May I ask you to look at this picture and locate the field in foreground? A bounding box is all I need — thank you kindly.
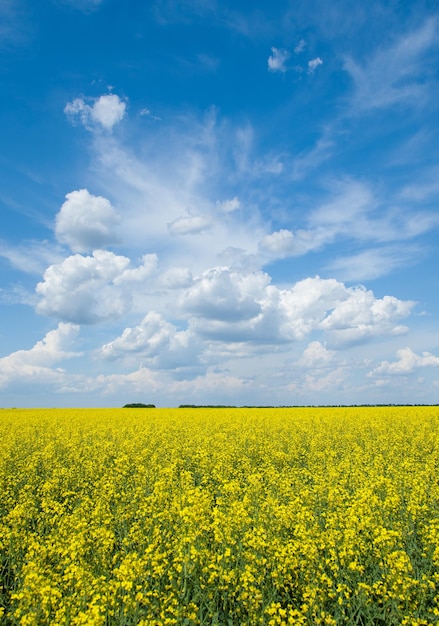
[1,407,439,625]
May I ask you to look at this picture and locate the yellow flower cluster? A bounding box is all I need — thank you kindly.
[1,406,439,625]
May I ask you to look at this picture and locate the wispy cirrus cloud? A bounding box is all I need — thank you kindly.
[326,245,422,282]
[0,239,64,275]
[0,0,31,47]
[258,178,439,278]
[344,18,438,112]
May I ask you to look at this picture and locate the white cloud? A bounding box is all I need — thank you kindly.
[258,180,384,263]
[113,254,158,284]
[55,189,120,253]
[370,347,439,376]
[168,214,212,235]
[327,246,421,281]
[302,367,347,392]
[259,228,327,258]
[0,323,81,388]
[318,287,413,345]
[99,311,196,369]
[169,369,248,395]
[0,240,63,274]
[64,94,126,131]
[182,267,270,324]
[259,229,295,255]
[64,98,90,126]
[268,47,290,73]
[308,57,323,74]
[288,278,412,346]
[292,136,334,180]
[217,197,241,213]
[35,250,157,324]
[180,268,413,346]
[91,94,126,129]
[89,366,247,403]
[294,39,306,54]
[139,107,161,120]
[100,312,178,358]
[259,172,428,263]
[159,267,193,289]
[93,367,162,395]
[278,277,409,345]
[300,341,334,367]
[70,108,266,272]
[310,180,375,229]
[344,18,437,111]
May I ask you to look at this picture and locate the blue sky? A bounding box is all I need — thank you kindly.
[1,0,439,407]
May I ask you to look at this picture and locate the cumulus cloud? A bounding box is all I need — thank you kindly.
[180,267,414,345]
[64,94,126,131]
[259,228,328,258]
[100,312,178,358]
[55,189,120,252]
[0,323,81,388]
[268,47,290,73]
[168,214,212,235]
[300,341,334,367]
[113,254,158,284]
[318,287,413,346]
[35,250,157,324]
[308,57,323,74]
[259,229,296,255]
[370,347,439,376]
[182,267,270,323]
[99,311,196,369]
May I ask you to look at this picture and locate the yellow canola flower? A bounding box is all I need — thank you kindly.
[1,406,439,624]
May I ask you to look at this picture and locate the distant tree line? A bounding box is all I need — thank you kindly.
[122,403,156,408]
[122,403,439,409]
[178,403,439,408]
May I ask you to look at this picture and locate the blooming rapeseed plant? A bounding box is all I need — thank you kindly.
[1,406,439,624]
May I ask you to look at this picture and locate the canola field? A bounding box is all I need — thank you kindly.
[1,407,439,626]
